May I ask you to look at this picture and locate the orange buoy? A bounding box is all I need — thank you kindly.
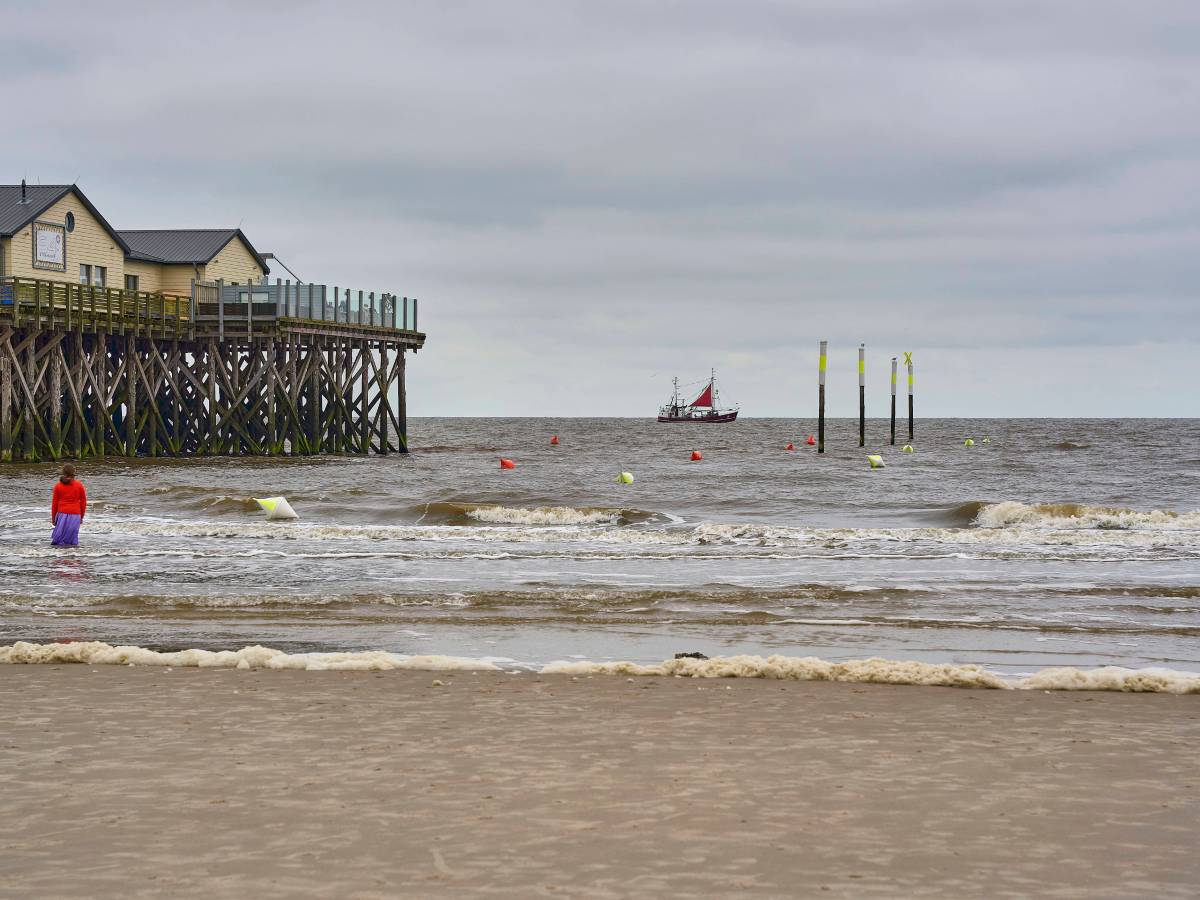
[806,435,816,446]
[500,458,516,470]
[690,450,703,461]
[550,435,559,445]
[785,442,795,451]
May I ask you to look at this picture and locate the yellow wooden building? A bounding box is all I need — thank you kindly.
[0,182,269,295]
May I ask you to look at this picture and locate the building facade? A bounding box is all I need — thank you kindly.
[0,182,269,294]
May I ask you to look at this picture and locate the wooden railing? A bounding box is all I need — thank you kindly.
[0,276,193,338]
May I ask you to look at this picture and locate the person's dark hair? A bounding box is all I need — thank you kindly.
[60,463,76,484]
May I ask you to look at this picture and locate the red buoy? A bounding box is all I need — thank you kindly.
[690,450,703,461]
[550,435,559,445]
[806,435,816,446]
[500,458,516,470]
[785,442,795,451]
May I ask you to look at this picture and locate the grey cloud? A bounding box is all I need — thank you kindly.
[2,0,1197,415]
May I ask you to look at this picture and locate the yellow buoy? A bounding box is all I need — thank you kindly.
[617,471,635,484]
[867,455,885,468]
[964,439,975,447]
[902,444,914,453]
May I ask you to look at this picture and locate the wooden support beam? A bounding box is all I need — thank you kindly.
[0,339,11,462]
[397,351,407,453]
[23,339,36,461]
[49,341,62,458]
[125,335,138,456]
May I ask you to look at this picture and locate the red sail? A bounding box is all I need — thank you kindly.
[689,383,714,408]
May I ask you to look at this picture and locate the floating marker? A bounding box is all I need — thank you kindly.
[785,442,795,451]
[858,344,866,448]
[806,435,816,446]
[905,351,915,441]
[902,444,914,453]
[254,496,299,521]
[500,458,517,469]
[867,455,885,468]
[617,471,635,484]
[690,450,703,461]
[982,437,991,444]
[550,435,559,445]
[890,356,898,446]
[963,439,975,447]
[817,340,827,454]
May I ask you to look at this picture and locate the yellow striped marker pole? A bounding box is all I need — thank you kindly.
[904,351,915,441]
[890,356,897,446]
[818,340,827,455]
[858,344,866,448]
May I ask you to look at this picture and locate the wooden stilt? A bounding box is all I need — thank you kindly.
[49,343,62,459]
[0,346,11,462]
[397,351,407,453]
[72,332,84,457]
[23,339,36,461]
[0,276,423,461]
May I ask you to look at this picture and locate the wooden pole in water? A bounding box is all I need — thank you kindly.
[906,351,914,441]
[817,340,827,454]
[890,356,897,446]
[858,343,865,448]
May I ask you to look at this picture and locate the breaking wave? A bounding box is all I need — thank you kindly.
[5,642,1198,693]
[66,510,1200,556]
[973,501,1200,530]
[452,503,652,526]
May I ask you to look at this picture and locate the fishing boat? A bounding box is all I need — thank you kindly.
[657,372,739,423]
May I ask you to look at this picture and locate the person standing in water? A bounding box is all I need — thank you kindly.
[51,463,87,547]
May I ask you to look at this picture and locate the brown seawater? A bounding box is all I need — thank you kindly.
[2,417,1198,677]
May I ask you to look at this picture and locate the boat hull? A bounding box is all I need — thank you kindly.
[657,411,739,423]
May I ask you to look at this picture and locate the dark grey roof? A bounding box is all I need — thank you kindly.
[0,183,131,252]
[0,184,130,258]
[0,184,72,234]
[117,228,269,274]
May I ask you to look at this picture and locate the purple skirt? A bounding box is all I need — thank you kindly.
[51,513,81,546]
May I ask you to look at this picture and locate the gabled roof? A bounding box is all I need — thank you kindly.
[0,183,131,253]
[117,228,269,274]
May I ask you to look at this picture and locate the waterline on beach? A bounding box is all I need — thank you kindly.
[5,641,1199,693]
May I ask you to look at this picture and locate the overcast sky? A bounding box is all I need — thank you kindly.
[3,1,1197,416]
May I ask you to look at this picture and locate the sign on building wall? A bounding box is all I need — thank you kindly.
[32,221,66,271]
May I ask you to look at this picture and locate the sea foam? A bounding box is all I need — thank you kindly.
[5,642,1198,693]
[0,641,499,672]
[541,655,1200,693]
[541,654,1011,689]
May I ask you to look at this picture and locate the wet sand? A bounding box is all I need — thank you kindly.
[1,667,1198,899]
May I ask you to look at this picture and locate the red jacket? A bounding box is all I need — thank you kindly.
[52,480,87,521]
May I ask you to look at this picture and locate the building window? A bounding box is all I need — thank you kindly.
[94,266,106,287]
[79,264,91,285]
[65,212,75,232]
[125,274,139,292]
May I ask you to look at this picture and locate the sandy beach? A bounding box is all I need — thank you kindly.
[1,667,1197,899]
